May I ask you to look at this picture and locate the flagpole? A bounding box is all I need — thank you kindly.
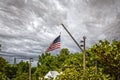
[61,24,83,52]
[61,24,86,70]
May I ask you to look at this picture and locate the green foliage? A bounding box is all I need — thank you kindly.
[16,60,29,75]
[34,53,59,79]
[4,65,17,79]
[57,53,83,80]
[0,57,8,73]
[57,48,70,68]
[14,73,29,80]
[0,57,10,80]
[87,40,120,79]
[1,40,120,80]
[0,72,9,80]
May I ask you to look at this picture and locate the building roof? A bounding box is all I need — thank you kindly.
[44,71,60,79]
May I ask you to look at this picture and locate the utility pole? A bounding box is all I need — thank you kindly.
[80,36,86,70]
[29,58,33,80]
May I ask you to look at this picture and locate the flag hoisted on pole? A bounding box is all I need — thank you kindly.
[45,35,60,52]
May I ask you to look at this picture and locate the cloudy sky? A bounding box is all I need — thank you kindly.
[0,0,120,63]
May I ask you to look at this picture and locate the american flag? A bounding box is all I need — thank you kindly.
[45,35,60,52]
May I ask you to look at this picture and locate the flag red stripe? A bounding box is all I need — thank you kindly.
[45,35,60,52]
[46,42,60,52]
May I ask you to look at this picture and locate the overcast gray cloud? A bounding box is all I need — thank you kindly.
[0,0,120,63]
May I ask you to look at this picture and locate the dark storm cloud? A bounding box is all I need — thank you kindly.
[0,0,120,64]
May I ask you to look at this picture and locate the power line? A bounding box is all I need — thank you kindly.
[0,51,39,61]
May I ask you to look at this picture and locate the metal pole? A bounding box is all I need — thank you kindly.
[29,58,33,80]
[61,24,83,52]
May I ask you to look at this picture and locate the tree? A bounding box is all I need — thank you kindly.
[0,57,10,80]
[34,53,58,79]
[58,53,83,80]
[87,40,120,79]
[15,73,29,80]
[34,48,71,79]
[0,57,8,73]
[57,48,70,68]
[4,65,17,79]
[16,60,29,75]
